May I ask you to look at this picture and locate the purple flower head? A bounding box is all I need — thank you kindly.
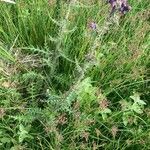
[89,22,97,30]
[119,2,131,14]
[108,0,116,6]
[107,0,131,15]
[108,0,117,16]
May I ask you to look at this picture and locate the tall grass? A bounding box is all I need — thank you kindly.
[0,0,150,149]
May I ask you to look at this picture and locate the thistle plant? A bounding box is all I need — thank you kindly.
[0,0,149,149]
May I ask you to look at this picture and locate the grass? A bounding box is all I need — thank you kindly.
[0,0,150,149]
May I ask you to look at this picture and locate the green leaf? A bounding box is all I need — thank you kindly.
[102,113,107,120]
[18,124,28,143]
[122,112,133,126]
[100,108,111,120]
[0,137,11,143]
[119,100,132,111]
[131,103,143,114]
[130,93,146,106]
[0,46,15,62]
[122,113,129,126]
[123,117,128,126]
[102,108,112,114]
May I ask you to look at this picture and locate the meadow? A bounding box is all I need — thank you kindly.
[0,0,150,149]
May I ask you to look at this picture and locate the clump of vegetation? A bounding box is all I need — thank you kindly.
[0,0,150,149]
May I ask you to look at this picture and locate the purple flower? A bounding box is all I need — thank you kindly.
[108,0,131,15]
[108,0,116,6]
[89,22,97,30]
[108,0,117,15]
[119,2,131,14]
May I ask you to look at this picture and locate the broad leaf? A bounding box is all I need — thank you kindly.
[130,93,146,106]
[131,103,143,114]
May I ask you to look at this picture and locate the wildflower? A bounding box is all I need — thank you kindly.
[111,125,118,138]
[57,113,67,125]
[89,22,97,30]
[108,0,117,15]
[81,131,89,142]
[119,1,131,14]
[99,99,109,110]
[109,0,117,9]
[108,0,131,15]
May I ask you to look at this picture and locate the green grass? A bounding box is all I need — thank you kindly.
[0,0,150,149]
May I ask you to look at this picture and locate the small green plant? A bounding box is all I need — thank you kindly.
[120,93,147,126]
